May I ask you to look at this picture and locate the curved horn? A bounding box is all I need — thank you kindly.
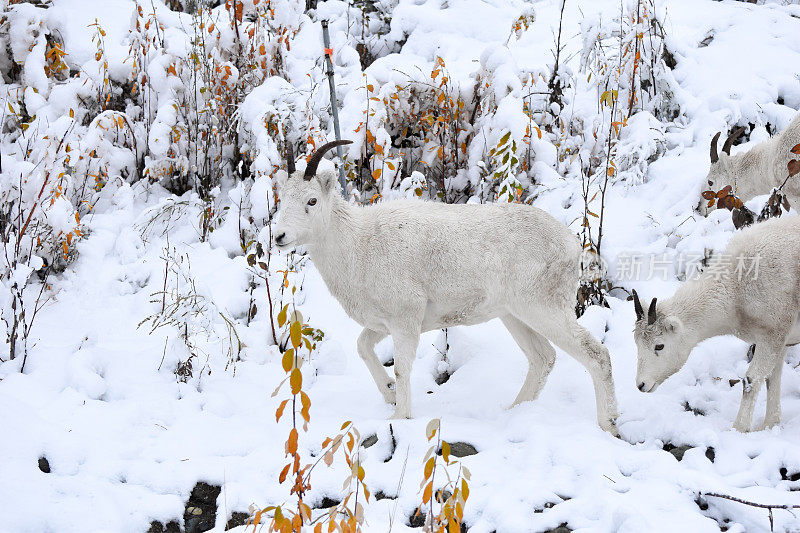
[648,298,658,326]
[722,126,745,156]
[304,140,353,180]
[632,290,645,321]
[285,140,296,175]
[710,132,721,164]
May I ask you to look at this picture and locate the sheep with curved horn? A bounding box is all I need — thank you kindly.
[703,114,800,209]
[632,215,800,431]
[273,140,620,435]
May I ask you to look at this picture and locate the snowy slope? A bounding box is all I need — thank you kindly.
[1,0,800,532]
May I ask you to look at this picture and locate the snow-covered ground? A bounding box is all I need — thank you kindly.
[1,0,800,531]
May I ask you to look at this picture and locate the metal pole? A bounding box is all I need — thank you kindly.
[321,20,348,199]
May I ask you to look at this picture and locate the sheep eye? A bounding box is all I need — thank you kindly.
[655,344,665,352]
[307,198,317,206]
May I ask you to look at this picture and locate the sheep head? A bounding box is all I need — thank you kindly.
[703,126,745,199]
[274,140,352,250]
[632,291,688,393]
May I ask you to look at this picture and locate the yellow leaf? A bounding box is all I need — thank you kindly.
[300,391,311,423]
[290,368,302,394]
[442,441,451,463]
[290,321,301,349]
[277,305,288,327]
[424,457,435,479]
[367,84,374,92]
[449,519,459,533]
[372,168,382,180]
[282,349,294,372]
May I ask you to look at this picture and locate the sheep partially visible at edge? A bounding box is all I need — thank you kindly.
[704,114,800,208]
[633,215,800,432]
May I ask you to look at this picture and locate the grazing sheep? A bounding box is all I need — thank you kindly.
[632,215,800,432]
[704,114,800,207]
[274,140,620,435]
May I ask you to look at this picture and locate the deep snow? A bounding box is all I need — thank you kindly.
[1,0,800,532]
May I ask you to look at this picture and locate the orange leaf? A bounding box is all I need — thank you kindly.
[279,463,290,483]
[372,168,382,180]
[791,144,800,155]
[423,482,433,504]
[276,399,290,422]
[286,428,298,455]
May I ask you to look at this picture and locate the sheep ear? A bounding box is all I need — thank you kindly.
[664,316,681,333]
[274,169,289,188]
[317,171,338,192]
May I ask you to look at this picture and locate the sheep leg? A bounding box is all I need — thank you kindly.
[734,339,785,432]
[501,315,556,405]
[356,328,395,405]
[526,313,619,436]
[760,357,785,430]
[388,330,420,419]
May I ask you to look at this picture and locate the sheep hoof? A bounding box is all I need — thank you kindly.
[602,419,620,438]
[733,420,751,433]
[757,418,780,431]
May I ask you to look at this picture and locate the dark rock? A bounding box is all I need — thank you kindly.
[663,443,691,461]
[683,401,706,416]
[147,520,180,533]
[184,482,221,533]
[318,497,339,509]
[38,456,50,473]
[695,496,708,511]
[781,467,800,482]
[435,370,451,385]
[705,447,716,463]
[439,442,478,458]
[362,434,378,448]
[225,512,249,530]
[374,490,395,501]
[409,507,426,528]
[543,523,572,533]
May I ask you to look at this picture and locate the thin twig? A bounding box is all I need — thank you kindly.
[702,492,800,532]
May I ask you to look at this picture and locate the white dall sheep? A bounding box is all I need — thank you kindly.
[705,114,800,206]
[632,215,800,432]
[274,140,620,435]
